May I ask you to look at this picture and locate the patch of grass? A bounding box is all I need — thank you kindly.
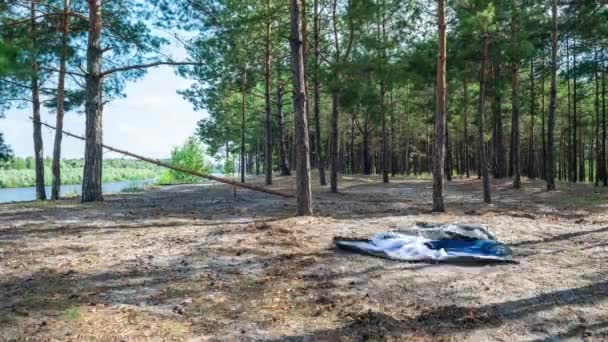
[63,191,79,198]
[120,186,145,193]
[0,313,16,324]
[61,306,81,321]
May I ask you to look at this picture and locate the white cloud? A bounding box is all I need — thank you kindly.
[1,65,207,159]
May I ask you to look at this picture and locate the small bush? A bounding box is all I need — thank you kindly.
[159,137,212,184]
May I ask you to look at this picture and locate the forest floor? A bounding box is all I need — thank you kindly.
[1,174,608,341]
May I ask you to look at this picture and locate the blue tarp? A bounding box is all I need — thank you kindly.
[335,223,513,263]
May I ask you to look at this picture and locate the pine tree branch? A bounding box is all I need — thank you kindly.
[39,67,85,78]
[100,61,202,77]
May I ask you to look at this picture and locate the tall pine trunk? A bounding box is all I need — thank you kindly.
[330,89,339,192]
[546,0,557,191]
[350,112,356,173]
[432,0,446,212]
[289,0,313,215]
[264,0,273,185]
[572,33,579,182]
[380,80,389,183]
[541,56,546,180]
[464,78,470,178]
[51,0,70,200]
[595,52,600,186]
[492,62,506,178]
[602,56,607,186]
[276,67,291,176]
[82,0,104,202]
[479,33,491,203]
[511,1,521,189]
[528,59,535,179]
[240,67,247,183]
[313,0,326,185]
[30,1,46,201]
[566,36,573,181]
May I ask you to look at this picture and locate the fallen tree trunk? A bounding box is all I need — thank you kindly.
[33,118,295,198]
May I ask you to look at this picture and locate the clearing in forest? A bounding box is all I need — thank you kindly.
[1,175,607,341]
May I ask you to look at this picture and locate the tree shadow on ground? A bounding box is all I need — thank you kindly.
[271,280,608,341]
[511,226,608,247]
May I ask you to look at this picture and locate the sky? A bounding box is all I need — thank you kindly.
[0,36,207,159]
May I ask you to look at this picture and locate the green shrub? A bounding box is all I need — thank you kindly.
[158,137,212,185]
[224,157,235,176]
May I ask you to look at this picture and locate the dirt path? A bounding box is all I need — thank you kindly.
[1,175,608,341]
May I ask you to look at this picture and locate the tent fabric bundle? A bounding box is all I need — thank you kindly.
[334,223,513,262]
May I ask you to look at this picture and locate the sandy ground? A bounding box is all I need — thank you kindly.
[1,174,608,341]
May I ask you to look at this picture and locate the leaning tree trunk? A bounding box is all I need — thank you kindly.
[479,33,491,204]
[289,0,313,215]
[511,0,521,189]
[432,0,446,212]
[313,0,326,185]
[52,0,70,200]
[264,1,273,185]
[82,0,103,202]
[546,0,557,191]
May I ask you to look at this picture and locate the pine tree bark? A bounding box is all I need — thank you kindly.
[380,80,389,183]
[329,0,340,193]
[313,0,326,185]
[541,56,546,180]
[546,0,557,191]
[511,1,521,189]
[264,1,273,185]
[390,91,397,176]
[276,67,291,176]
[289,0,313,215]
[379,0,389,183]
[349,112,355,173]
[602,57,607,186]
[479,33,491,203]
[464,78,470,178]
[51,0,70,200]
[82,0,104,202]
[432,0,446,212]
[330,89,339,192]
[30,1,46,201]
[595,52,600,186]
[528,59,535,179]
[329,0,353,193]
[240,66,247,183]
[446,124,452,181]
[572,33,579,182]
[492,62,506,178]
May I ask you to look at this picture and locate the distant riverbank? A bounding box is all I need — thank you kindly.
[0,167,163,188]
[0,158,165,188]
[0,179,157,203]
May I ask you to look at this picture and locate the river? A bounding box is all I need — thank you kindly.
[0,179,156,204]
